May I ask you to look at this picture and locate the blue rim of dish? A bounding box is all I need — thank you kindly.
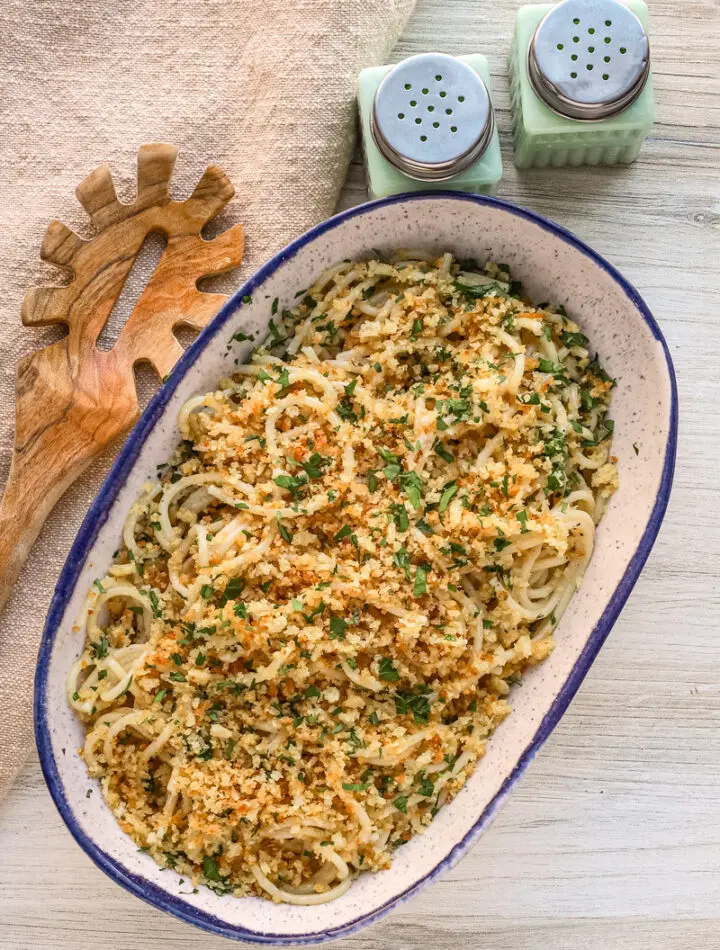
[34,191,678,945]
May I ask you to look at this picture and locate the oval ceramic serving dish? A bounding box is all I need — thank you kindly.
[35,193,677,945]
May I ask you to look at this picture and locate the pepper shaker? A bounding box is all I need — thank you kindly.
[358,52,503,199]
[509,0,655,168]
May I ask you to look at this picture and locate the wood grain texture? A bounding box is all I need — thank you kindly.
[0,144,244,614]
[1,1,719,947]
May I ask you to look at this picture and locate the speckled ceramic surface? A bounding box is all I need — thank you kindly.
[35,193,677,945]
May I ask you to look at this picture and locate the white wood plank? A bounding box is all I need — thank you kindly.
[1,0,719,947]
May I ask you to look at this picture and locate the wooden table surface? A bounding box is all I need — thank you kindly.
[2,1,719,947]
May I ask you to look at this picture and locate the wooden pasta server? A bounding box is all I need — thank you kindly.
[0,143,244,612]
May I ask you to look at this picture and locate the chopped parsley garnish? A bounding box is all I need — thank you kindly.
[561,329,589,348]
[300,452,330,479]
[148,590,162,618]
[90,636,109,659]
[417,775,434,797]
[433,439,454,464]
[399,471,423,509]
[276,516,293,543]
[378,657,399,682]
[537,358,568,380]
[342,782,370,792]
[203,856,223,882]
[438,483,458,513]
[393,547,411,580]
[518,391,541,406]
[329,617,348,640]
[388,503,410,533]
[394,688,431,724]
[392,795,408,814]
[455,278,508,299]
[588,357,616,388]
[274,473,307,499]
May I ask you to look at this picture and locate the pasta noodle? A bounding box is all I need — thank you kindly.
[68,253,617,903]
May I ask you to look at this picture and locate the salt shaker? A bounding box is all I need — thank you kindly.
[509,0,655,168]
[357,52,503,199]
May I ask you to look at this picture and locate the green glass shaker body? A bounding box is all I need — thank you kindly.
[509,0,655,169]
[358,54,503,199]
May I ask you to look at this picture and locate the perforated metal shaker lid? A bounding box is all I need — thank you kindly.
[371,53,494,181]
[528,0,650,120]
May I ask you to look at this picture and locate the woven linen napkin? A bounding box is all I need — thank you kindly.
[0,0,415,800]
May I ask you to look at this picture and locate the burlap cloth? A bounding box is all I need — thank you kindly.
[0,0,415,800]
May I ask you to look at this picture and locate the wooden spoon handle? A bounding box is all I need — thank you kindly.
[0,343,138,613]
[0,456,81,613]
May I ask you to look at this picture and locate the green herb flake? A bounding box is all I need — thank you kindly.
[399,471,423,509]
[438,484,458,513]
[90,636,109,660]
[148,589,163,618]
[277,516,293,543]
[274,473,307,499]
[433,439,454,464]
[329,616,348,640]
[203,856,223,882]
[378,657,399,682]
[392,547,412,580]
[342,782,370,792]
[388,503,410,533]
[561,329,589,349]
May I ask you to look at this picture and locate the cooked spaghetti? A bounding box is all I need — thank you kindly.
[68,252,617,903]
